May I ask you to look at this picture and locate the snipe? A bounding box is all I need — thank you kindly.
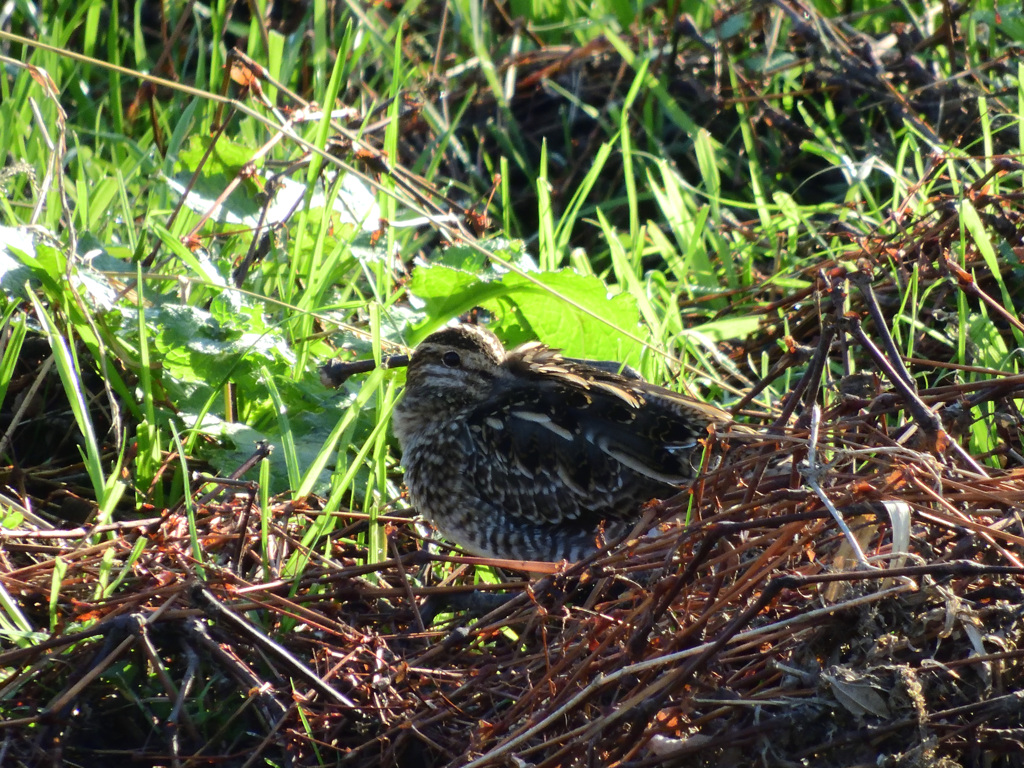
[391,324,733,561]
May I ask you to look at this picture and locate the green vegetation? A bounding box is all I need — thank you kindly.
[1,0,1023,765]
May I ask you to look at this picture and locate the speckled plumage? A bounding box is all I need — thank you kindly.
[391,324,732,561]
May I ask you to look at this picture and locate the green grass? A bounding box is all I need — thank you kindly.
[0,0,1019,538]
[1,0,1024,761]
[0,0,1019,543]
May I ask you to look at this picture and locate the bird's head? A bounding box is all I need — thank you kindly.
[400,324,508,413]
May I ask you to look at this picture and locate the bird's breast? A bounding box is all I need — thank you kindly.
[397,421,470,515]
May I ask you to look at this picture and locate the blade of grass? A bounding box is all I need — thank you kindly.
[29,292,107,503]
[171,422,206,581]
[262,365,302,497]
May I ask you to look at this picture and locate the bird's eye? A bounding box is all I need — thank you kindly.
[441,351,461,368]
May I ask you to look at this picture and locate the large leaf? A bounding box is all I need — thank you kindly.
[408,262,647,364]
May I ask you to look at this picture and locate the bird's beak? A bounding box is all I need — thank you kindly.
[320,353,411,388]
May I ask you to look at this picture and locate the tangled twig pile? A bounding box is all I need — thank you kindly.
[3,256,1024,767]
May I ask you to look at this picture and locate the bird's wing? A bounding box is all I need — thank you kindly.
[459,354,715,527]
[513,344,728,482]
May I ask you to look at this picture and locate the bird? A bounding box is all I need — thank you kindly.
[390,323,735,562]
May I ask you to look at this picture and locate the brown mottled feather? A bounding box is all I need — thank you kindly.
[391,324,732,561]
